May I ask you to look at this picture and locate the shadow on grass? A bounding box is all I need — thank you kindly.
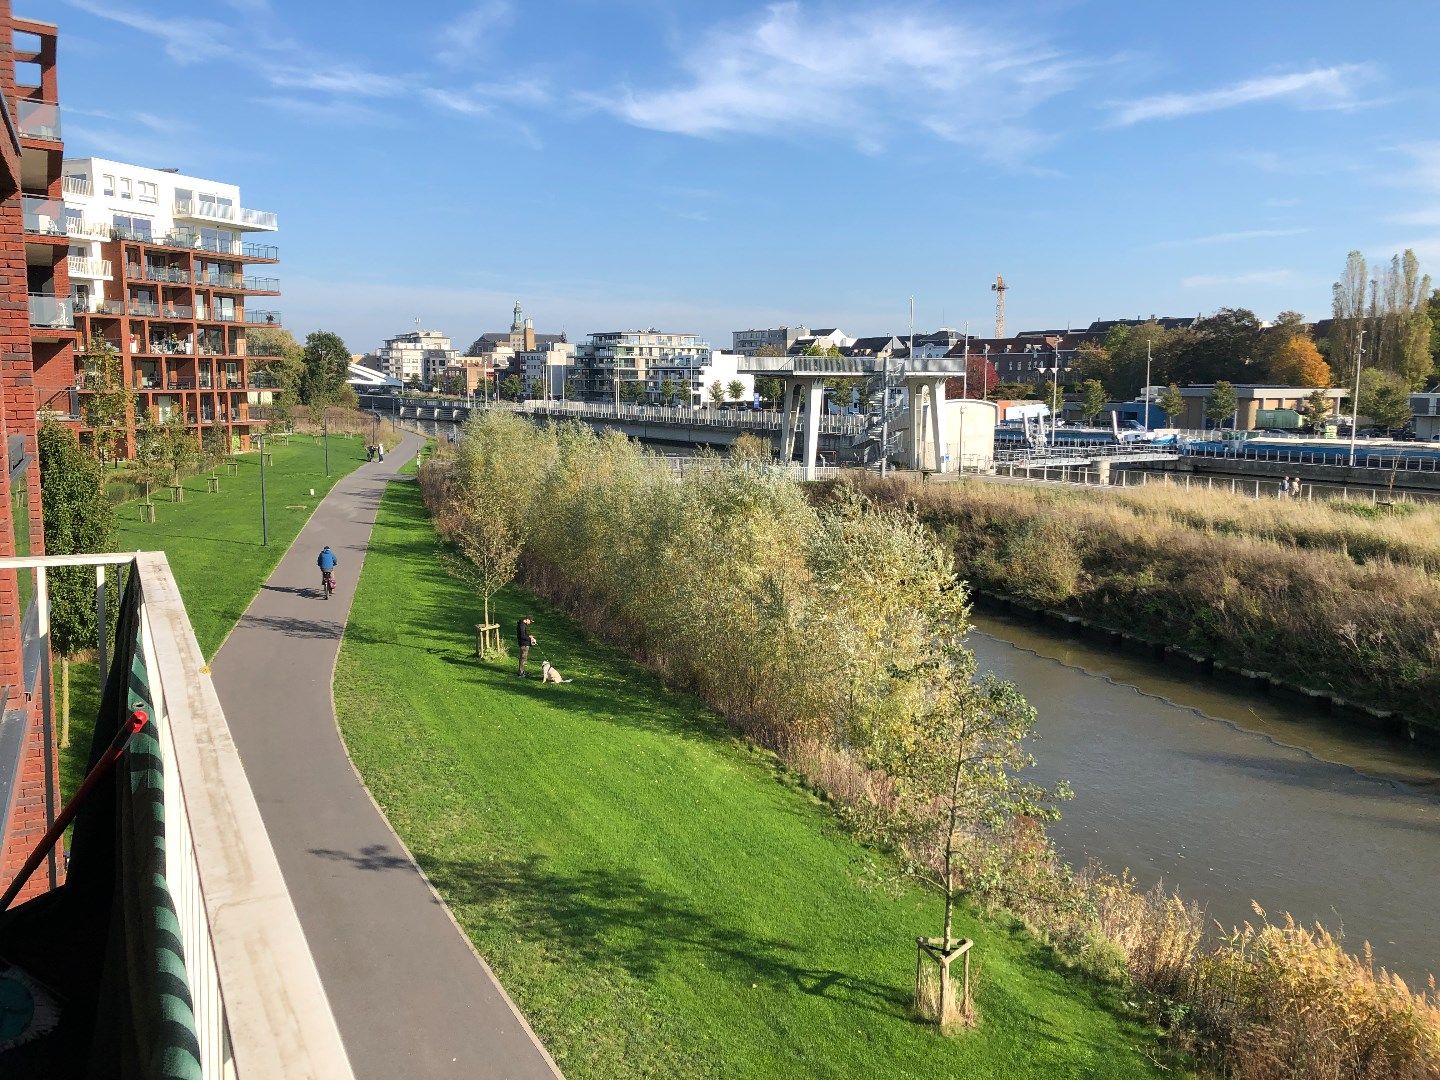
[306,843,910,1021]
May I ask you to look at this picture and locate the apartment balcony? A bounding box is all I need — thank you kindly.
[201,272,280,294]
[245,310,282,326]
[27,294,73,330]
[62,175,91,197]
[76,296,125,316]
[21,195,66,238]
[15,99,60,141]
[67,254,112,280]
[0,553,350,1078]
[127,262,192,285]
[173,198,279,232]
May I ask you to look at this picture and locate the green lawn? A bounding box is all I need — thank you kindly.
[58,435,371,804]
[334,479,1176,1079]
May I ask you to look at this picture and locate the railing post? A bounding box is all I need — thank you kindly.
[95,564,108,696]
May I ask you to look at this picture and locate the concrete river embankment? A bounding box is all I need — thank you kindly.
[971,610,1440,982]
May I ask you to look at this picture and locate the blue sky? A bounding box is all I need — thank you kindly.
[52,0,1440,351]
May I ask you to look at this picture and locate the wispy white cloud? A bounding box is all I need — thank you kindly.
[424,79,551,116]
[1181,270,1293,289]
[437,1,513,68]
[1110,65,1375,126]
[65,0,235,64]
[252,96,397,126]
[1158,227,1310,248]
[587,2,1089,164]
[268,66,408,98]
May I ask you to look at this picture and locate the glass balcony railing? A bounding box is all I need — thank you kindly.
[22,194,65,236]
[173,199,279,231]
[16,99,60,140]
[244,310,281,326]
[28,294,74,329]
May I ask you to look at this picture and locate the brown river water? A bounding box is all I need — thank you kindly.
[970,609,1440,982]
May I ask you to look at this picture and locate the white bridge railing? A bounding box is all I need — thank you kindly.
[410,397,872,436]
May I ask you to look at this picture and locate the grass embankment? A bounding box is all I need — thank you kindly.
[844,476,1440,731]
[58,436,372,804]
[333,479,1175,1079]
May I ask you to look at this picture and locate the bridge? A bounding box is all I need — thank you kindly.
[994,443,1182,468]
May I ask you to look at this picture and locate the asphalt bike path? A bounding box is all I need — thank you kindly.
[212,433,560,1079]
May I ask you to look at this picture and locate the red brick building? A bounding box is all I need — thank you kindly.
[0,6,60,903]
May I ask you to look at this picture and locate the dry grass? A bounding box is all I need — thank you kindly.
[841,476,1440,730]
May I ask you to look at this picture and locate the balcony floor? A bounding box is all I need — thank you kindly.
[209,433,558,1079]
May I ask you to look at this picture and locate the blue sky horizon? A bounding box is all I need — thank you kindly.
[51,0,1440,352]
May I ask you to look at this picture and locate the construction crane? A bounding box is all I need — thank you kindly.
[990,275,1008,338]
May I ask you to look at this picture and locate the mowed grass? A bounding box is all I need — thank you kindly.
[334,479,1175,1079]
[112,434,371,658]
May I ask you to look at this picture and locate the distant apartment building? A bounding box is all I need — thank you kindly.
[520,339,576,397]
[732,325,809,355]
[576,329,711,399]
[37,154,281,454]
[375,329,456,386]
[648,350,754,406]
[466,301,565,379]
[1411,393,1440,440]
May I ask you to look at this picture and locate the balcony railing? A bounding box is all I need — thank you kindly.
[0,553,351,1077]
[129,263,192,284]
[15,99,60,140]
[173,199,279,231]
[67,254,113,279]
[28,294,74,329]
[81,297,126,316]
[63,175,92,197]
[21,194,65,236]
[202,273,281,292]
[245,310,282,326]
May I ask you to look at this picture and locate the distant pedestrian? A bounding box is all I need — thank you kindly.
[378,444,385,462]
[1291,476,1302,499]
[517,616,536,677]
[1278,476,1290,498]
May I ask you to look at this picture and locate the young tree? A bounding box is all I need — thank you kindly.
[1205,380,1238,429]
[755,376,783,404]
[1330,251,1368,379]
[707,380,726,408]
[1078,378,1107,424]
[1300,388,1334,432]
[1357,369,1414,432]
[441,501,520,651]
[1269,334,1332,387]
[1157,383,1185,427]
[854,622,1064,1030]
[79,334,133,466]
[727,379,746,404]
[659,378,676,405]
[131,410,168,515]
[202,425,229,478]
[38,420,116,747]
[502,374,523,401]
[158,410,199,499]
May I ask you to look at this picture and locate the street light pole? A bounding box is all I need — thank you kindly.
[258,432,269,546]
[1144,340,1153,431]
[1347,328,1366,469]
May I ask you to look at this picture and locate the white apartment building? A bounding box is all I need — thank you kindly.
[375,330,457,385]
[577,330,712,399]
[58,157,278,314]
[648,351,755,406]
[520,339,576,398]
[732,325,810,355]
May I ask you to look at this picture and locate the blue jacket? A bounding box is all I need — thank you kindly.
[318,549,337,571]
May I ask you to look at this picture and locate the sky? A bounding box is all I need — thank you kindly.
[49,0,1440,352]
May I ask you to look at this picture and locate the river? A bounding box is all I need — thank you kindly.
[970,609,1440,982]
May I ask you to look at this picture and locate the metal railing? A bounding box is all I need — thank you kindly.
[130,263,193,284]
[28,293,74,329]
[447,397,869,435]
[63,175,92,197]
[1180,442,1440,473]
[21,194,65,235]
[68,254,112,279]
[244,310,281,325]
[0,553,352,1078]
[173,199,279,231]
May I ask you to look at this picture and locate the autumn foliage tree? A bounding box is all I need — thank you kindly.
[1269,335,1332,387]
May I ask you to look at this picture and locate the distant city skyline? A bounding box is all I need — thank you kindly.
[52,0,1440,350]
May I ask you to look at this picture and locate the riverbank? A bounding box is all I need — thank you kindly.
[835,474,1440,738]
[333,478,1176,1078]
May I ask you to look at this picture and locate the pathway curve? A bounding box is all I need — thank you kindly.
[211,433,560,1079]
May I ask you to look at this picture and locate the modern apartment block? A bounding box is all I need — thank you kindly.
[375,328,456,386]
[648,350,754,406]
[577,329,711,399]
[2,6,60,904]
[30,155,280,455]
[520,338,575,397]
[731,324,809,355]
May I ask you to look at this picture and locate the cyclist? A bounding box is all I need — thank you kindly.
[317,545,338,596]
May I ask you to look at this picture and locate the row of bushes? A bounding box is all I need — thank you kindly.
[838,476,1440,730]
[420,414,1440,1077]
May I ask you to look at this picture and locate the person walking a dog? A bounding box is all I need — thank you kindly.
[517,615,536,677]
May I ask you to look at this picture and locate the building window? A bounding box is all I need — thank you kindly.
[102,174,116,196]
[138,181,158,203]
[112,213,153,240]
[120,178,133,200]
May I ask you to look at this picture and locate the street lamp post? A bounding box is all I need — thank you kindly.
[1347,328,1366,469]
[1144,341,1153,431]
[258,432,269,546]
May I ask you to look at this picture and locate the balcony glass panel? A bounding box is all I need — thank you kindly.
[16,99,60,140]
[28,294,74,328]
[245,310,282,326]
[22,195,64,236]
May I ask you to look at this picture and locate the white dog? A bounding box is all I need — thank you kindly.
[540,661,571,684]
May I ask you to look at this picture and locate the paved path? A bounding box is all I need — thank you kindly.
[212,434,560,1079]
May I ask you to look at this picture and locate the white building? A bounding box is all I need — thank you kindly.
[58,157,278,315]
[520,340,576,398]
[375,330,457,386]
[732,325,810,355]
[577,330,712,399]
[648,350,755,406]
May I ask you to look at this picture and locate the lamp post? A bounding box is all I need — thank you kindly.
[322,409,331,477]
[1143,340,1153,431]
[1347,328,1366,469]
[258,431,269,546]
